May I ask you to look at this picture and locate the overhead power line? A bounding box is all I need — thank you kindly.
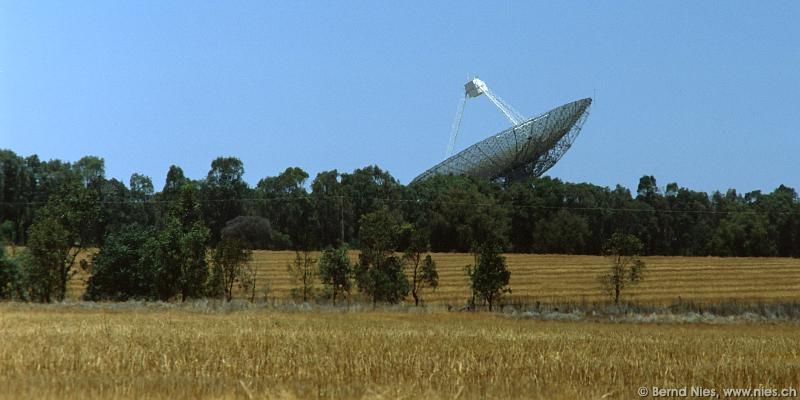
[0,194,794,216]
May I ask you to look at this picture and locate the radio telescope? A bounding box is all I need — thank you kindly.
[412,78,592,183]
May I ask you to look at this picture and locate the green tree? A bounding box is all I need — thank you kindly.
[146,184,211,301]
[310,170,347,247]
[403,227,438,306]
[162,165,189,199]
[409,175,508,252]
[502,179,542,252]
[287,250,318,302]
[465,242,510,311]
[201,157,247,243]
[0,241,21,299]
[23,215,72,302]
[354,208,409,305]
[710,213,775,257]
[129,173,155,226]
[72,156,105,188]
[758,185,799,257]
[318,245,352,305]
[0,151,28,240]
[340,166,402,242]
[600,233,646,304]
[220,216,290,250]
[533,209,590,254]
[1,220,16,256]
[85,225,156,301]
[97,178,134,242]
[257,167,317,249]
[208,236,253,301]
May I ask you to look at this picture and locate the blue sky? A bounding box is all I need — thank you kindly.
[1,1,798,193]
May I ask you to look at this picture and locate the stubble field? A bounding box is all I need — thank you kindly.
[1,304,799,400]
[65,251,799,306]
[6,252,800,399]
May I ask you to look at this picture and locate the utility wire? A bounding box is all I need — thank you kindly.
[0,194,795,216]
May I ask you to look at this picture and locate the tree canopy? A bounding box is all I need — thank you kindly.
[1,149,798,258]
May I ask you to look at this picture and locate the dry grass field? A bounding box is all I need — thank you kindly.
[63,251,800,306]
[1,304,799,400]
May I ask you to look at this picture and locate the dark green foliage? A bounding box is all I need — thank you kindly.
[600,233,646,304]
[710,213,775,257]
[0,243,21,299]
[310,170,347,248]
[341,166,403,243]
[85,225,156,301]
[146,216,210,301]
[318,245,352,305]
[129,173,154,200]
[201,157,247,244]
[2,147,800,274]
[354,207,410,305]
[355,255,409,305]
[129,173,156,227]
[220,216,290,249]
[0,220,16,256]
[208,237,253,301]
[466,242,510,311]
[533,209,590,254]
[73,156,105,188]
[257,167,318,249]
[162,165,189,196]
[408,175,508,252]
[23,215,72,302]
[143,184,211,301]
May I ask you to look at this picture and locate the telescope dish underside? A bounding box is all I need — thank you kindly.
[412,98,592,183]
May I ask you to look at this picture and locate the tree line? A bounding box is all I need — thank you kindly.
[6,149,771,304]
[1,149,798,257]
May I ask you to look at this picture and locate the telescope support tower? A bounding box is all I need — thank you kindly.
[446,78,525,157]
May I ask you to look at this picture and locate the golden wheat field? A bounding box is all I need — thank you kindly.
[0,304,798,400]
[59,251,800,305]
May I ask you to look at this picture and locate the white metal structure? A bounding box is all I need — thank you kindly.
[446,78,526,157]
[415,77,592,184]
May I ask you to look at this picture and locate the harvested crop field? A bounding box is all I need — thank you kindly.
[1,304,799,400]
[64,251,800,305]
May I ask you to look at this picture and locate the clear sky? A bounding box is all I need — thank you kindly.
[2,1,798,194]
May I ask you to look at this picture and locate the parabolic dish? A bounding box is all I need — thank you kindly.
[412,98,592,183]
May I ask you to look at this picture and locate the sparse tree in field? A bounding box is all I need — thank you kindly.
[318,245,352,305]
[237,255,258,302]
[287,250,317,302]
[465,242,510,311]
[354,207,409,305]
[403,228,438,306]
[209,237,253,301]
[356,255,409,305]
[600,233,645,304]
